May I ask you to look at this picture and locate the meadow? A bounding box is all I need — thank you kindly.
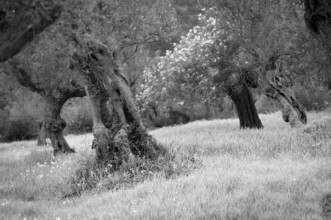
[1,111,331,220]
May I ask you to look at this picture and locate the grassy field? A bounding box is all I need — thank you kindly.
[1,111,331,220]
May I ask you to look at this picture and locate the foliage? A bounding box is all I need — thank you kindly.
[0,0,62,62]
[0,0,329,140]
[138,0,331,124]
[138,8,234,116]
[1,115,39,142]
[62,97,93,134]
[0,88,43,142]
[294,86,331,111]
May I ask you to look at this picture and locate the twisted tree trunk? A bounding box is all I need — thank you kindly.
[10,64,85,154]
[71,39,165,166]
[264,64,307,128]
[265,86,306,128]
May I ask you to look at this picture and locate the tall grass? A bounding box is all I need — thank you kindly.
[1,111,331,220]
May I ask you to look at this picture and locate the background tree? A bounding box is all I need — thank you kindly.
[1,17,87,153]
[0,0,62,62]
[140,8,263,129]
[201,0,307,127]
[140,0,314,128]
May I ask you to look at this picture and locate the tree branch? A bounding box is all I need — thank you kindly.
[11,65,46,96]
[58,87,86,105]
[57,80,86,104]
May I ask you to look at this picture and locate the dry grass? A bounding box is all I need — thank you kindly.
[1,111,331,220]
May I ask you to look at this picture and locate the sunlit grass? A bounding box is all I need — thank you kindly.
[1,111,331,219]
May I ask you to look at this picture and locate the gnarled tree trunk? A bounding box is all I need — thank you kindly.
[44,98,75,155]
[264,62,307,128]
[71,39,165,166]
[219,67,263,129]
[265,85,306,128]
[9,64,86,154]
[84,83,115,162]
[227,84,263,129]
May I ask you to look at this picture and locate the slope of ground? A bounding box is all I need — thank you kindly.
[1,111,331,220]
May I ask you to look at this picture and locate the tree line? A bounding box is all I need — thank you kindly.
[0,0,330,166]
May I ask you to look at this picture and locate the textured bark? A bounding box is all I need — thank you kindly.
[263,55,307,128]
[71,39,165,166]
[44,98,75,155]
[219,67,263,129]
[101,96,113,129]
[227,85,263,129]
[265,68,307,128]
[0,1,62,62]
[265,86,307,128]
[84,84,119,162]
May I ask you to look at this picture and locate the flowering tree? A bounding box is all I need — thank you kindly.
[140,8,263,129]
[141,0,313,128]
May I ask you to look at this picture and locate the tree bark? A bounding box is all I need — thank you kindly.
[262,55,307,128]
[265,68,307,128]
[0,1,62,62]
[71,39,165,166]
[44,98,75,155]
[37,120,47,146]
[227,84,263,129]
[265,86,307,128]
[218,67,263,129]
